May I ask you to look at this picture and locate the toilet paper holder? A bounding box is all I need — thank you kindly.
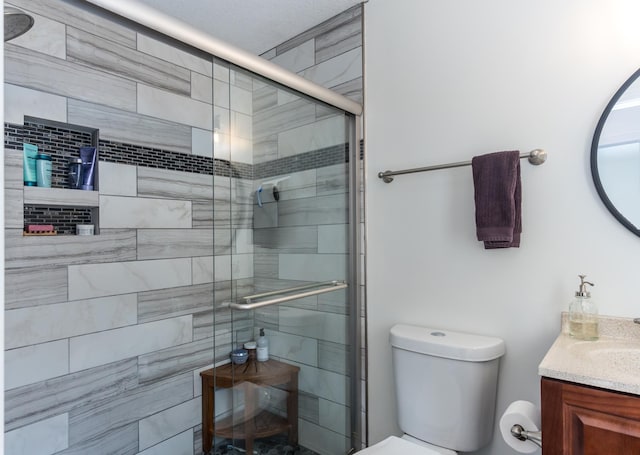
[511,424,542,448]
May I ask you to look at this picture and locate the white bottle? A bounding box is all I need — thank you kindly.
[256,328,269,361]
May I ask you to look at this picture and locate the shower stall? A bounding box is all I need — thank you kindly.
[4,1,363,454]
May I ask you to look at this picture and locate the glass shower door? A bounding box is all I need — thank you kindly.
[209,60,359,455]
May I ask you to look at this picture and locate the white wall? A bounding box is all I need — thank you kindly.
[364,1,640,454]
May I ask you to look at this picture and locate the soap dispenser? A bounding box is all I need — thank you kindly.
[569,274,598,340]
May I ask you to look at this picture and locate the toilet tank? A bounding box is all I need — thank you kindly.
[390,324,505,452]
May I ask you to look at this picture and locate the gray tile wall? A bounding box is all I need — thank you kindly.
[260,5,363,105]
[3,1,252,454]
[4,1,364,454]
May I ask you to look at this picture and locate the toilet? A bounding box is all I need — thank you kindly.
[361,324,505,454]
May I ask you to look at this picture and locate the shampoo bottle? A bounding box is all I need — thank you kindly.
[36,153,52,188]
[256,328,269,362]
[569,274,598,340]
[23,143,38,186]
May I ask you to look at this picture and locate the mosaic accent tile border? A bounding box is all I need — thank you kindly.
[5,122,362,185]
[98,139,215,176]
[253,144,349,179]
[253,138,363,179]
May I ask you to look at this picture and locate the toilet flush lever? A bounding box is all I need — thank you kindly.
[511,424,542,448]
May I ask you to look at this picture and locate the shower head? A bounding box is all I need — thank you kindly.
[4,6,34,41]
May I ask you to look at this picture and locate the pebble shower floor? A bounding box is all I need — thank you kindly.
[212,435,320,455]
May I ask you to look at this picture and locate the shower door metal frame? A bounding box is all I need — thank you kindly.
[347,114,363,452]
[82,0,362,117]
[81,1,365,452]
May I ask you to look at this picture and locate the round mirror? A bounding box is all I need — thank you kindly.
[591,68,640,237]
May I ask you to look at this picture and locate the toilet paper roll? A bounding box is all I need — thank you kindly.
[499,400,541,453]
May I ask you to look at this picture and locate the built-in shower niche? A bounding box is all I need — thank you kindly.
[9,117,101,235]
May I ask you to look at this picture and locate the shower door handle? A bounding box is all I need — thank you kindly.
[229,280,348,310]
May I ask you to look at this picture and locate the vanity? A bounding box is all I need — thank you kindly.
[534,62,640,455]
[539,315,640,454]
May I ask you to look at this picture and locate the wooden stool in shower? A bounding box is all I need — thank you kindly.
[200,358,300,454]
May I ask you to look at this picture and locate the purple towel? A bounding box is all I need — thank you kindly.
[471,151,521,249]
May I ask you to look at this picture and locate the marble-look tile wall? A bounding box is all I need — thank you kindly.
[4,1,253,454]
[253,5,366,453]
[251,165,352,454]
[260,5,363,105]
[4,1,364,454]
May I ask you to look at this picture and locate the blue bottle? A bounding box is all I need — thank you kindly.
[36,153,52,187]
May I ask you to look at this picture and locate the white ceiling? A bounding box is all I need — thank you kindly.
[134,0,362,55]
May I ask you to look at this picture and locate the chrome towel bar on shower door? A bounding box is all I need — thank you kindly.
[229,280,348,310]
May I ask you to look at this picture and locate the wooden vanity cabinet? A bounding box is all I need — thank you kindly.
[541,377,640,454]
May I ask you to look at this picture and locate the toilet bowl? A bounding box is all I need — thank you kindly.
[401,434,457,454]
[361,324,505,454]
[358,435,454,454]
[358,435,456,454]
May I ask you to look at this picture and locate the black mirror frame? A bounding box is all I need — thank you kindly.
[591,67,640,238]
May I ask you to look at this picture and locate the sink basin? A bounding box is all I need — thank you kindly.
[567,340,640,376]
[567,339,640,355]
[539,317,640,396]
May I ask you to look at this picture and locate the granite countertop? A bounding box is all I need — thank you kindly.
[538,314,640,395]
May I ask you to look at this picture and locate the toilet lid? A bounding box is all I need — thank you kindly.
[358,436,447,455]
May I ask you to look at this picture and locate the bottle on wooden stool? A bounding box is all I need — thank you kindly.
[257,328,269,361]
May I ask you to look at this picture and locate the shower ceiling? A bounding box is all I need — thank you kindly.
[135,0,362,55]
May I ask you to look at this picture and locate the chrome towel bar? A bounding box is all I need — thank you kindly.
[378,149,547,183]
[229,280,348,311]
